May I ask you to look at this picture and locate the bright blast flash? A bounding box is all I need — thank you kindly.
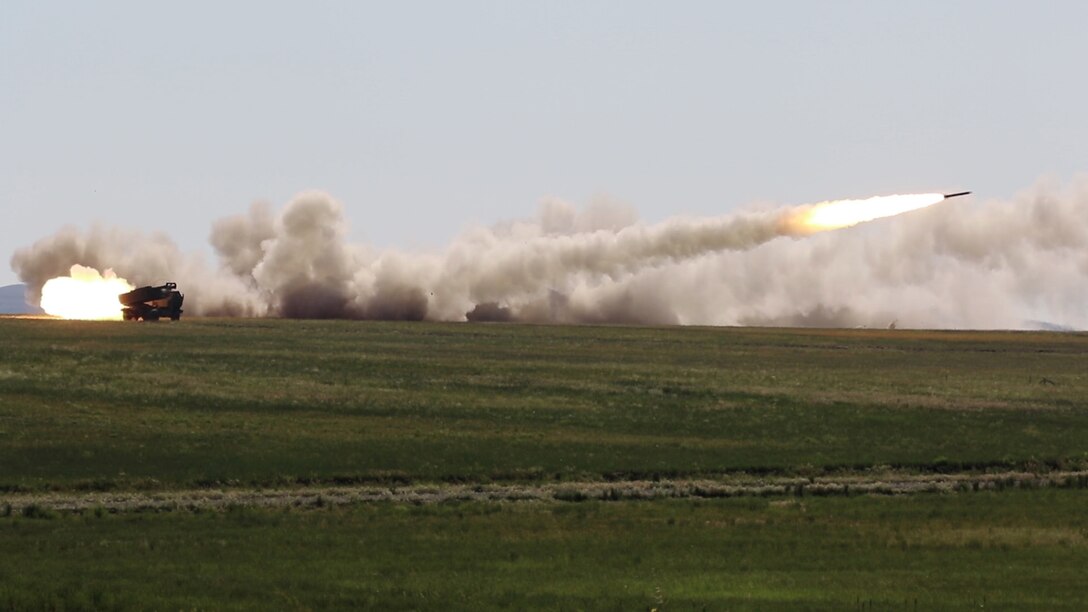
[40,264,134,320]
[785,193,946,234]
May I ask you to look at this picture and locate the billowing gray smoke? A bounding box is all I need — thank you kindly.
[9,225,264,317]
[11,177,1088,329]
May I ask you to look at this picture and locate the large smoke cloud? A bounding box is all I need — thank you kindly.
[11,177,1088,329]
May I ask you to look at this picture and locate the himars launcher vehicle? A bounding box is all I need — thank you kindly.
[119,282,184,321]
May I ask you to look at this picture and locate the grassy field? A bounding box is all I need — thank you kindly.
[1,318,1087,491]
[2,318,1087,609]
[2,490,1087,610]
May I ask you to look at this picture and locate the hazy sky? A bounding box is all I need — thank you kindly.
[3,0,1086,286]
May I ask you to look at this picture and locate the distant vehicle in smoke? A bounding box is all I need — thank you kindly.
[119,282,184,321]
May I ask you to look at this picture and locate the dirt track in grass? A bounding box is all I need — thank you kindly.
[6,469,1087,514]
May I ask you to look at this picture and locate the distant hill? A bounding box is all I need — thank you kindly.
[0,284,44,314]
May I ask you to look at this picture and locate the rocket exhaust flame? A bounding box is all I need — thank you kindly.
[782,193,947,234]
[39,264,134,320]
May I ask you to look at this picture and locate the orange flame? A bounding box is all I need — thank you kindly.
[40,265,134,320]
[783,193,945,234]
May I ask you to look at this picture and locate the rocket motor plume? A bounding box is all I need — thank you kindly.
[17,180,1084,330]
[782,193,946,234]
[39,264,134,320]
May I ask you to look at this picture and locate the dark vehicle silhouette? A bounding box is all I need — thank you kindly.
[119,282,184,321]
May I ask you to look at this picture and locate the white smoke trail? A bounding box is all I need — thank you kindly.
[10,176,1088,329]
[578,177,1088,329]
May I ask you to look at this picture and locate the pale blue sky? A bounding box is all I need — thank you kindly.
[3,0,1086,285]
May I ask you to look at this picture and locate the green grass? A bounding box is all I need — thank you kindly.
[2,319,1087,491]
[3,318,1088,609]
[2,489,1086,610]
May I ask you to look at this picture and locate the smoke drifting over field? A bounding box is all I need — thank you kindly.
[11,177,1088,329]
